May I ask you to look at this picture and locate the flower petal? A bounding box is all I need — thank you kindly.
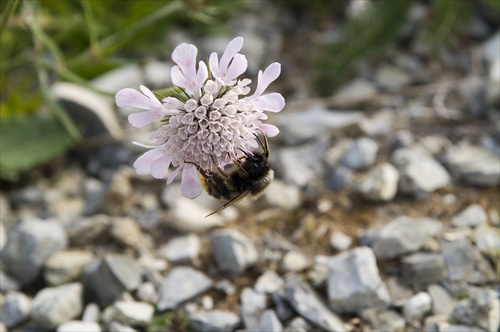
[252,62,281,98]
[219,37,244,72]
[253,92,285,113]
[171,43,197,78]
[128,110,162,128]
[150,155,172,179]
[115,88,159,110]
[224,54,247,85]
[167,166,182,185]
[260,123,280,137]
[181,166,202,198]
[133,149,163,175]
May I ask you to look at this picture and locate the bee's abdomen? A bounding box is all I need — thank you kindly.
[205,174,232,200]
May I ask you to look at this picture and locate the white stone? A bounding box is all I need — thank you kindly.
[356,163,399,201]
[57,321,102,332]
[44,250,94,286]
[403,292,432,322]
[451,204,488,228]
[32,283,83,330]
[254,270,284,294]
[330,231,353,251]
[281,251,310,272]
[264,180,301,210]
[159,233,201,265]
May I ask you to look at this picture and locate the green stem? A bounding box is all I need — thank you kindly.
[0,0,20,33]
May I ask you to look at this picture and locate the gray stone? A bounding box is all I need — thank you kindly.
[57,321,102,332]
[428,284,456,317]
[284,277,345,331]
[1,291,32,328]
[84,254,142,306]
[341,137,379,170]
[162,186,233,232]
[274,107,364,144]
[0,221,6,252]
[32,282,83,330]
[385,277,414,306]
[0,270,20,292]
[438,323,486,332]
[307,255,329,288]
[372,216,443,259]
[392,148,450,194]
[136,282,158,304]
[240,287,267,330]
[278,143,327,187]
[284,316,312,332]
[272,290,295,322]
[189,310,240,332]
[110,217,151,253]
[157,266,212,311]
[66,215,112,246]
[3,218,67,286]
[159,234,201,265]
[264,180,301,210]
[107,320,137,332]
[390,130,415,150]
[374,65,413,89]
[254,270,284,294]
[110,301,154,326]
[473,225,500,258]
[356,163,399,201]
[211,229,258,276]
[451,204,488,228]
[330,78,378,107]
[358,110,395,137]
[401,253,447,287]
[449,287,499,332]
[441,239,496,283]
[403,292,432,322]
[441,239,474,281]
[329,231,353,251]
[416,135,452,156]
[280,251,310,272]
[444,144,500,187]
[326,166,354,192]
[259,310,282,332]
[361,309,405,332]
[328,247,390,314]
[43,249,94,286]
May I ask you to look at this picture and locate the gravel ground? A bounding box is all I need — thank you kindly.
[1,1,499,332]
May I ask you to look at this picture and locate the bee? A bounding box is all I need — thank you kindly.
[186,128,274,217]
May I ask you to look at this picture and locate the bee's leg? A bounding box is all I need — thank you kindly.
[184,161,211,179]
[211,155,229,178]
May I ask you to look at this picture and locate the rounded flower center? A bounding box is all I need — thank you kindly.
[154,80,260,172]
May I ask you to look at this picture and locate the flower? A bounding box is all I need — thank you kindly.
[115,37,285,198]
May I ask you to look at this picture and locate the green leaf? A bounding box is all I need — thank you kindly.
[0,115,75,180]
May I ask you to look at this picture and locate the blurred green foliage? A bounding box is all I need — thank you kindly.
[314,0,497,95]
[0,0,241,180]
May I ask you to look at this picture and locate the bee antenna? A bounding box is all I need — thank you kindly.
[238,148,254,158]
[254,128,270,159]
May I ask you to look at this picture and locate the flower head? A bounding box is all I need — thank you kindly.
[115,37,285,198]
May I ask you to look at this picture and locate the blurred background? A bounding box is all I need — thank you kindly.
[1,0,499,331]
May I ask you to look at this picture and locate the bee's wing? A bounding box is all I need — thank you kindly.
[205,191,249,218]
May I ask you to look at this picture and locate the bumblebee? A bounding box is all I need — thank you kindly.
[186,128,274,217]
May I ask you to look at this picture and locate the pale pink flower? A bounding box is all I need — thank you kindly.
[115,37,285,198]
